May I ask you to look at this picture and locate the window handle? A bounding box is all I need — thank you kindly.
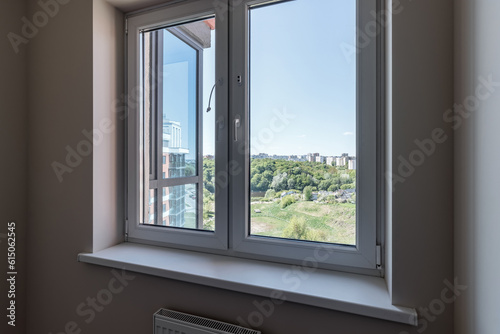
[234,117,241,142]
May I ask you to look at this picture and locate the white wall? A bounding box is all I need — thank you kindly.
[455,1,500,333]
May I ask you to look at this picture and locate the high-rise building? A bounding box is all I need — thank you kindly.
[307,153,320,162]
[336,157,346,166]
[348,159,357,170]
[162,120,189,227]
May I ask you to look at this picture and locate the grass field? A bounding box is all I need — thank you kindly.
[250,200,356,245]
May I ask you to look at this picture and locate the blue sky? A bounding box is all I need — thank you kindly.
[163,30,198,160]
[249,0,356,157]
[163,0,356,158]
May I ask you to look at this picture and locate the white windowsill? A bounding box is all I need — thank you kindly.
[78,242,417,326]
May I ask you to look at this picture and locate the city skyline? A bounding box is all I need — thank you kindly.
[250,152,355,158]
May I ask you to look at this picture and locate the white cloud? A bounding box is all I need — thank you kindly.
[297,134,306,138]
[343,132,354,136]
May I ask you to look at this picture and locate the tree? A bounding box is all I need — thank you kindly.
[265,189,276,199]
[257,177,270,191]
[262,170,274,186]
[185,164,196,177]
[249,158,356,194]
[271,172,288,191]
[204,182,215,193]
[303,186,313,201]
[328,184,340,192]
[318,179,332,191]
[250,174,262,192]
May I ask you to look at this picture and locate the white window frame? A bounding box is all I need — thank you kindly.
[126,0,229,250]
[229,0,380,273]
[126,0,383,275]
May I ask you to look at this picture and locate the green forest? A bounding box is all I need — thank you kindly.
[203,158,356,194]
[201,158,357,245]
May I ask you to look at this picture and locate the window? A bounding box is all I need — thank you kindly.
[127,0,381,274]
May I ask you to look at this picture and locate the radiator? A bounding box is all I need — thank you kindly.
[153,309,261,334]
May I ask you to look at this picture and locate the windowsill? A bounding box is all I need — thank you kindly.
[78,242,417,326]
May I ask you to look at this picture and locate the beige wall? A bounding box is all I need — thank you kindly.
[92,0,124,252]
[391,0,455,312]
[22,0,455,333]
[389,0,454,332]
[0,1,28,334]
[26,0,94,333]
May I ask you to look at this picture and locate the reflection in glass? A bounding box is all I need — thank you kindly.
[141,17,216,231]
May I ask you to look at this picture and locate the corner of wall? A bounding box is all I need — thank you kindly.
[92,0,125,252]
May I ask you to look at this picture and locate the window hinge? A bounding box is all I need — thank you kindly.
[376,245,382,268]
[125,19,128,35]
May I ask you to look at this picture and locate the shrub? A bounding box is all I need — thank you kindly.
[280,195,296,209]
[326,195,337,201]
[303,186,313,201]
[265,189,276,199]
[283,216,309,239]
[328,184,340,192]
[283,217,330,242]
[307,229,329,242]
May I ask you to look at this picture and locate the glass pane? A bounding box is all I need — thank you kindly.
[146,189,156,225]
[159,184,194,228]
[202,18,216,232]
[141,17,216,230]
[159,183,214,231]
[162,26,198,179]
[249,0,356,245]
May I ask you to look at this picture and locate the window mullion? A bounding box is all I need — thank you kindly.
[158,176,201,188]
[155,30,164,226]
[197,46,204,230]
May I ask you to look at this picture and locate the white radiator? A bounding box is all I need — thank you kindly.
[153,309,261,334]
